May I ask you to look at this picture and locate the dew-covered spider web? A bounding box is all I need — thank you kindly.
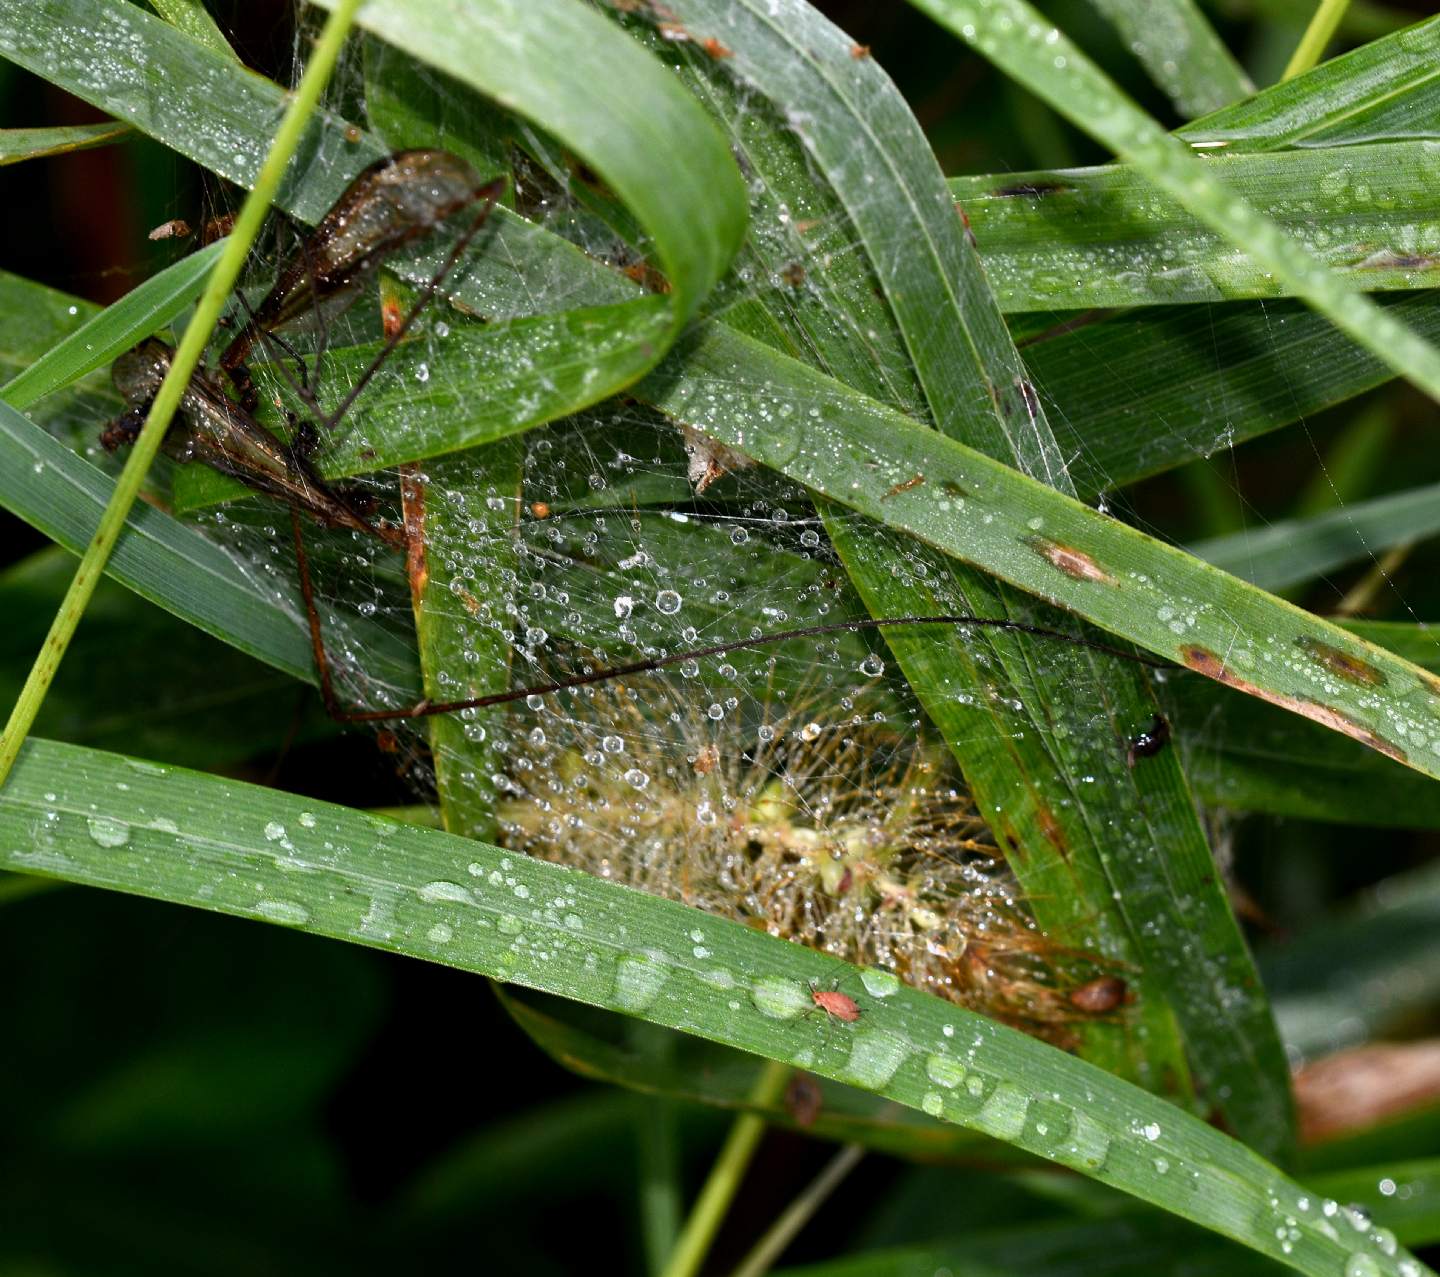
[63,2,1439,1041]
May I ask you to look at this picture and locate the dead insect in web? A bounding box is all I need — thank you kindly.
[103,338,401,547]
[147,217,192,242]
[101,149,504,712]
[219,149,505,413]
[1126,713,1171,768]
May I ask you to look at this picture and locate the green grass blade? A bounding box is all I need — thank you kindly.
[1173,620,1440,826]
[0,398,418,694]
[640,322,1440,780]
[1189,478,1440,591]
[0,120,130,163]
[146,0,238,60]
[1082,0,1252,117]
[0,240,223,411]
[1027,294,1440,501]
[654,0,1287,1149]
[1183,15,1440,150]
[949,141,1440,311]
[906,0,1440,405]
[3,0,746,435]
[0,548,334,767]
[1,735,1430,1277]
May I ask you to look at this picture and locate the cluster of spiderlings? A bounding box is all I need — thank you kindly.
[495,676,1116,1040]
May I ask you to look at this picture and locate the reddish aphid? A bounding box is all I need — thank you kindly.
[810,982,861,1023]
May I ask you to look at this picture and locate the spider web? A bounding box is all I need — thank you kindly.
[82,3,1433,1034]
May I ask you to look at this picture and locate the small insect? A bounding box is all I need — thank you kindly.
[701,36,733,58]
[147,217,192,242]
[882,472,925,500]
[1126,713,1171,768]
[1068,975,1128,1014]
[849,43,871,59]
[807,979,862,1024]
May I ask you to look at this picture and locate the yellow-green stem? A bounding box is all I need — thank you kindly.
[0,0,363,788]
[660,1059,791,1277]
[1282,0,1352,79]
[730,1142,865,1277]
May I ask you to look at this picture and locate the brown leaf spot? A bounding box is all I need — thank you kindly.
[1035,805,1067,858]
[1025,536,1114,585]
[1179,645,1407,763]
[1294,635,1387,687]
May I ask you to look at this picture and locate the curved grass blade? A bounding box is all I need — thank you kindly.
[2,0,747,435]
[650,0,1287,1150]
[0,735,1428,1277]
[905,0,1440,405]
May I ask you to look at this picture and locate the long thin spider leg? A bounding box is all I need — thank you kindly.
[291,506,349,721]
[317,178,506,433]
[312,611,1171,725]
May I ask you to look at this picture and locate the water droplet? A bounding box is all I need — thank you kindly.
[601,735,625,754]
[614,951,670,1011]
[922,1091,944,1116]
[925,1053,965,1089]
[699,967,737,989]
[614,595,634,619]
[1345,1256,1381,1277]
[751,975,807,1019]
[428,923,454,944]
[419,880,472,904]
[974,1082,1030,1140]
[86,815,130,848]
[844,1029,908,1089]
[497,914,523,935]
[298,811,317,829]
[1141,1121,1162,1141]
[859,969,900,998]
[255,898,310,926]
[655,589,682,614]
[263,821,286,842]
[623,768,650,790]
[858,653,885,677]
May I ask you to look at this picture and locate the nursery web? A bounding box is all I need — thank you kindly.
[67,5,1440,1023]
